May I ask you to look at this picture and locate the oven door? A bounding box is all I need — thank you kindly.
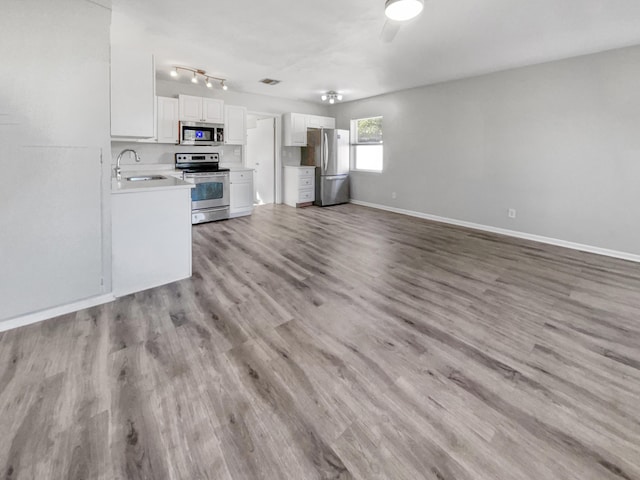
[186,172,229,210]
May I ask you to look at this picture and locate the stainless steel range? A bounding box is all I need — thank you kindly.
[175,153,230,224]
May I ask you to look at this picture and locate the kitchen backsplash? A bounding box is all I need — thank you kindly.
[110,142,243,167]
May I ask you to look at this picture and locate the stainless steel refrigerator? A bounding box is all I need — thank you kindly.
[302,128,350,206]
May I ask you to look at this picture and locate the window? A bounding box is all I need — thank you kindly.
[351,116,383,172]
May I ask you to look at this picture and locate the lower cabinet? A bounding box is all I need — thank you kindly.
[112,187,192,297]
[284,166,315,207]
[230,169,254,218]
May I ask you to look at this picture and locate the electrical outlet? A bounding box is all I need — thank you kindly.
[392,192,397,199]
[508,208,516,219]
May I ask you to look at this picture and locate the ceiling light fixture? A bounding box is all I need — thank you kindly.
[170,66,229,90]
[384,0,424,21]
[321,91,343,104]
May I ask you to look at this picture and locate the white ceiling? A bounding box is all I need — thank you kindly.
[111,0,640,104]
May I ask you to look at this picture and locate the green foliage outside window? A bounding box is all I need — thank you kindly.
[356,117,383,144]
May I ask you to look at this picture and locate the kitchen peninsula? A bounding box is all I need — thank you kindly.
[111,175,194,297]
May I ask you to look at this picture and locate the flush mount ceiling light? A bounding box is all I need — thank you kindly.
[384,0,424,21]
[170,66,228,90]
[321,91,343,104]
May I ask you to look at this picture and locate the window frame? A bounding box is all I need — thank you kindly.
[350,116,384,173]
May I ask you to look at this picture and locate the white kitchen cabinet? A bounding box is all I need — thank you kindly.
[156,96,180,144]
[179,94,224,123]
[111,48,155,138]
[283,113,336,146]
[203,98,224,123]
[283,113,308,146]
[307,115,336,129]
[225,105,247,145]
[284,166,315,207]
[229,169,254,218]
[112,186,192,297]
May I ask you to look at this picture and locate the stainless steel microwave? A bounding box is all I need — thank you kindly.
[179,121,224,146]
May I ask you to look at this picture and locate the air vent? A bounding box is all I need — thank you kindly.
[259,78,281,86]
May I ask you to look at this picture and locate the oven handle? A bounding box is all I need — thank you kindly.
[185,173,229,180]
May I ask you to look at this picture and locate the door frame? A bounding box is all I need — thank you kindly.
[246,111,282,204]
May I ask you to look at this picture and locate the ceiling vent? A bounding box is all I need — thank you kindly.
[259,78,281,86]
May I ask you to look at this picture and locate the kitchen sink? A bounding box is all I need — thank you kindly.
[126,175,166,182]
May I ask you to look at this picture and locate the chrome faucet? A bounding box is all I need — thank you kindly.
[115,149,141,180]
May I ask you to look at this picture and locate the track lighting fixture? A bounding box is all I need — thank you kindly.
[170,66,229,90]
[321,91,343,103]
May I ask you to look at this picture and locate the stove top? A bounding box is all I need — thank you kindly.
[175,152,228,173]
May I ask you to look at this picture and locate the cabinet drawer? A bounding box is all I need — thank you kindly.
[230,171,251,183]
[298,176,314,188]
[298,188,314,203]
[299,167,315,178]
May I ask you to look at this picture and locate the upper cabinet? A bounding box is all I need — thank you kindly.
[307,115,336,129]
[283,113,308,146]
[225,105,247,145]
[179,94,224,123]
[111,48,155,139]
[282,113,336,146]
[156,96,180,144]
[203,98,224,123]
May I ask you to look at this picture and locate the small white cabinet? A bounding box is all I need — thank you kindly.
[229,169,254,218]
[179,94,224,123]
[225,105,247,145]
[111,48,155,138]
[156,96,179,144]
[112,186,192,297]
[284,166,315,207]
[307,115,336,129]
[283,113,308,146]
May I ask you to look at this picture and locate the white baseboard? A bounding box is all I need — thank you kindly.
[350,199,640,264]
[0,293,115,333]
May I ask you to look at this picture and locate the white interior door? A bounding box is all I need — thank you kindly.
[246,117,275,205]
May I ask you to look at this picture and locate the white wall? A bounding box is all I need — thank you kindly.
[0,0,112,322]
[332,45,640,257]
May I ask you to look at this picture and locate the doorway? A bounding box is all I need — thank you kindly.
[246,114,276,205]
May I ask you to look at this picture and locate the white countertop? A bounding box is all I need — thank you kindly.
[224,166,254,172]
[111,174,193,195]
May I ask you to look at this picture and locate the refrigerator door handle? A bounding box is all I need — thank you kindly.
[323,132,329,171]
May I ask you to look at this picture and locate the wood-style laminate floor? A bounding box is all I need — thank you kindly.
[1,203,640,480]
